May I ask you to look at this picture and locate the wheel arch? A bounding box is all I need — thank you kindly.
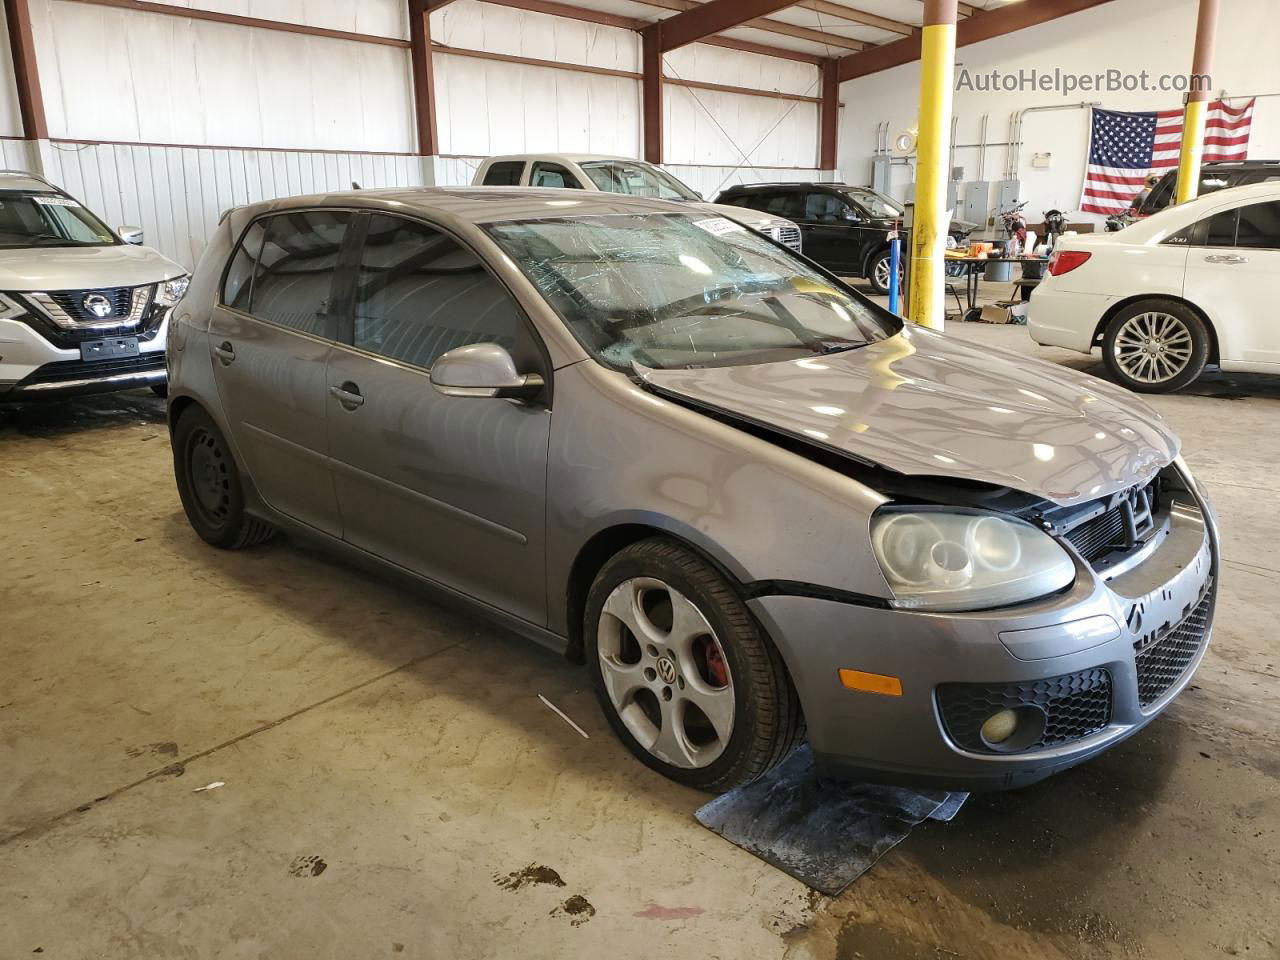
[861,241,892,278]
[1091,294,1220,364]
[561,521,749,664]
[167,392,200,433]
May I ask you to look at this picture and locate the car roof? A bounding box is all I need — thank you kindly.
[1108,179,1280,243]
[481,154,644,165]
[0,170,59,192]
[233,185,701,226]
[721,182,882,192]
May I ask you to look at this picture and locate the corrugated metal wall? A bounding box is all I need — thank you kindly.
[35,141,431,269]
[1,0,835,270]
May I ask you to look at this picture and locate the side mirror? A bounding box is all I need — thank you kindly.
[429,342,544,401]
[118,225,144,245]
[843,208,862,223]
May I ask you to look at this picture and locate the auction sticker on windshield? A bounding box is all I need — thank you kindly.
[33,196,82,207]
[693,217,746,237]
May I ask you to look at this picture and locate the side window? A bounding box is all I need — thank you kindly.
[805,192,846,222]
[1203,208,1239,247]
[1234,200,1280,249]
[246,211,351,338]
[529,163,582,189]
[352,214,535,372]
[1140,176,1176,214]
[763,191,803,219]
[481,161,526,186]
[222,219,266,310]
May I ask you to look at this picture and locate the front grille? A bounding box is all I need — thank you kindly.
[46,287,134,324]
[18,351,164,387]
[1135,586,1214,708]
[10,286,162,347]
[772,225,802,251]
[937,668,1113,754]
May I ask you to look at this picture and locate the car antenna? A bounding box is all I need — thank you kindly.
[351,181,361,190]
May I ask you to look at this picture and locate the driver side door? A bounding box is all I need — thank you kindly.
[325,213,552,625]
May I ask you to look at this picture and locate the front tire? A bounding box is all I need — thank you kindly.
[584,538,804,792]
[866,250,901,295]
[1102,299,1209,393]
[173,406,275,549]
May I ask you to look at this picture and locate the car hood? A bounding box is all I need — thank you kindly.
[693,201,792,230]
[0,244,186,291]
[639,324,1179,506]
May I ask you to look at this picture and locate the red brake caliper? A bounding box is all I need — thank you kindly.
[704,641,729,688]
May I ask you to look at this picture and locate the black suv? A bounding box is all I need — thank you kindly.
[716,182,903,293]
[1136,160,1280,216]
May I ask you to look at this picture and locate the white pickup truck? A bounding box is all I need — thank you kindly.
[472,153,802,254]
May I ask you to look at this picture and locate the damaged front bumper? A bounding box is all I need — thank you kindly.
[748,487,1218,791]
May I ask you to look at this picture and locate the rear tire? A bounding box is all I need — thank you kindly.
[584,537,804,792]
[173,406,275,549]
[1102,299,1209,394]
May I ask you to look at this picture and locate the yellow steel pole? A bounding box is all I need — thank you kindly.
[908,0,958,330]
[1175,0,1220,205]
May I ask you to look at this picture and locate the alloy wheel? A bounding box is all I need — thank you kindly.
[874,257,892,290]
[596,577,735,769]
[1112,311,1194,384]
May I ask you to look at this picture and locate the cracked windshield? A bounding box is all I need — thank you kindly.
[487,212,897,370]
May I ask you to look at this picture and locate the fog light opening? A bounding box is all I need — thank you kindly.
[978,705,1047,753]
[981,709,1018,744]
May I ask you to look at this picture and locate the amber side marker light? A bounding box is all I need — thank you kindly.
[839,669,903,696]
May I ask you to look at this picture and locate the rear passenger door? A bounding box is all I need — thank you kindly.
[325,213,551,624]
[799,192,859,272]
[1183,199,1280,367]
[208,210,350,536]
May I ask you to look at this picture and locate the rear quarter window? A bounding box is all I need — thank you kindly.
[481,161,526,186]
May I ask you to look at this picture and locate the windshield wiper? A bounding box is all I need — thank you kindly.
[813,339,868,354]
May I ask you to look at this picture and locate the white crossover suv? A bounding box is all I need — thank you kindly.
[472,153,803,253]
[0,170,188,400]
[1030,181,1280,393]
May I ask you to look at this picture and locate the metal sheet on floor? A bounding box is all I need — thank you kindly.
[694,745,967,896]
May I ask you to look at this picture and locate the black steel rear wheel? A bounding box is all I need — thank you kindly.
[173,406,275,549]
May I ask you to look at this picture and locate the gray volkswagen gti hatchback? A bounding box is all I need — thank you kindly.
[167,187,1219,793]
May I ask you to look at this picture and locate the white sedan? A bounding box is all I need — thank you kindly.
[1029,181,1280,393]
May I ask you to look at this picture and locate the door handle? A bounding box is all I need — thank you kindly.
[329,382,365,409]
[1204,254,1249,264]
[213,341,235,365]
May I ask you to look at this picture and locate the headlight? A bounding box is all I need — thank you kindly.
[870,509,1076,611]
[156,275,190,307]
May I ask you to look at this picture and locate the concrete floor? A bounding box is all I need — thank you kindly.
[2,293,1278,959]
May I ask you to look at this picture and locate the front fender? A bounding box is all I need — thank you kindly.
[544,362,893,637]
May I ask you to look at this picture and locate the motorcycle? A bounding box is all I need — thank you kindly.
[1042,208,1069,251]
[1105,210,1137,232]
[997,199,1029,256]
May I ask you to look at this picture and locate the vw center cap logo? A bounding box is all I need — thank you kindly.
[82,293,113,318]
[656,657,678,684]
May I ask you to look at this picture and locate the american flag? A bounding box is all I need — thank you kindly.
[1080,98,1256,214]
